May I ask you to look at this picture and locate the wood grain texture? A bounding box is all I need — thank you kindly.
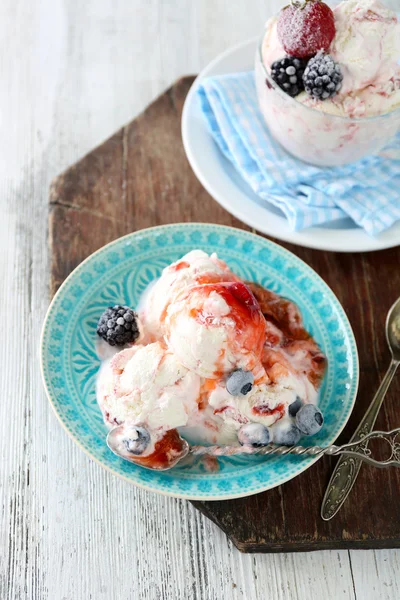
[49,78,245,297]
[49,76,400,556]
[1,0,400,598]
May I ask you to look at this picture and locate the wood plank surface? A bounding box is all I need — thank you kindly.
[49,76,400,554]
[2,0,400,597]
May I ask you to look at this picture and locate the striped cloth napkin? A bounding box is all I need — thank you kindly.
[197,71,400,236]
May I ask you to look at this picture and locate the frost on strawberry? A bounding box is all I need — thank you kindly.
[277,0,336,58]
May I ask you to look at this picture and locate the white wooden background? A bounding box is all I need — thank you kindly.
[1,0,399,598]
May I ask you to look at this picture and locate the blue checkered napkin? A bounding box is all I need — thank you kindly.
[197,71,400,236]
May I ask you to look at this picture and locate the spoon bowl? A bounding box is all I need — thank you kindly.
[107,425,190,471]
[386,297,400,362]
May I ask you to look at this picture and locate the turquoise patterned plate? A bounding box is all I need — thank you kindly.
[40,224,358,500]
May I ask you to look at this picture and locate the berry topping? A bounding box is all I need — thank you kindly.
[277,0,335,58]
[229,282,261,314]
[238,423,271,447]
[271,56,308,97]
[303,52,343,99]
[122,426,151,455]
[296,404,324,436]
[226,369,254,396]
[288,396,303,417]
[273,424,302,446]
[97,305,140,347]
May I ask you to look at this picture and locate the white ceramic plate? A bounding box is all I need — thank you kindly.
[182,37,400,253]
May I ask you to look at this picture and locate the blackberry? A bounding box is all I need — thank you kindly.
[270,56,308,97]
[303,52,343,100]
[97,305,140,347]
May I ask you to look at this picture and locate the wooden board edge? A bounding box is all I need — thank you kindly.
[192,501,400,554]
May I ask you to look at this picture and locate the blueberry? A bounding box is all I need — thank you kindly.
[296,404,324,436]
[238,423,271,447]
[288,396,303,417]
[273,424,301,446]
[122,426,150,455]
[226,369,254,396]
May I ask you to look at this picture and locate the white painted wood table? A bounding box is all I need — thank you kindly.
[1,0,399,598]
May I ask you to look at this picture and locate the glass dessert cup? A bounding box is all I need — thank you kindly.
[255,39,400,167]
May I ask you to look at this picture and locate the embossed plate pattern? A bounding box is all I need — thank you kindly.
[40,224,359,500]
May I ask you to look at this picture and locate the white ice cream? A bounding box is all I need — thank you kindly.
[209,382,295,429]
[330,0,400,95]
[166,289,235,378]
[97,341,201,430]
[208,346,318,432]
[165,282,266,379]
[139,250,237,339]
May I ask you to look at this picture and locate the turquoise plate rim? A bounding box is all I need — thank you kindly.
[40,223,359,500]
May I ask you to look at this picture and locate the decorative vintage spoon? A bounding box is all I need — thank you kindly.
[321,297,400,521]
[107,425,400,472]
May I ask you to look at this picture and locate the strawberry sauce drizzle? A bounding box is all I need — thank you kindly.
[252,402,285,419]
[170,261,190,272]
[247,282,326,388]
[129,429,186,470]
[189,282,266,358]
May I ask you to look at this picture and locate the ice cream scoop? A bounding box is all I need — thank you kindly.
[97,341,201,430]
[165,281,266,378]
[139,250,238,339]
[209,379,294,428]
[330,0,400,95]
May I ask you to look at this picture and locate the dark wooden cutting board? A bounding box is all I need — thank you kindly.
[49,76,400,553]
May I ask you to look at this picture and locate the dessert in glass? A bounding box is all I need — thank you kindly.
[96,250,326,470]
[255,0,400,166]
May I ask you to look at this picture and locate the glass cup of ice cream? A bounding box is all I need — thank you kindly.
[255,0,400,167]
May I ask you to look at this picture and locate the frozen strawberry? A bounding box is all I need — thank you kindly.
[277,0,336,59]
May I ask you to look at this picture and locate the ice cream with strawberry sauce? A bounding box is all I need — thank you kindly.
[165,281,266,378]
[96,251,326,469]
[139,249,238,340]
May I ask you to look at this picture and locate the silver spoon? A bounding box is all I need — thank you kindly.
[321,296,400,521]
[107,425,400,471]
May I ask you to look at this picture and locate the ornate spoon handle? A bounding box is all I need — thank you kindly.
[191,427,400,468]
[321,359,399,521]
